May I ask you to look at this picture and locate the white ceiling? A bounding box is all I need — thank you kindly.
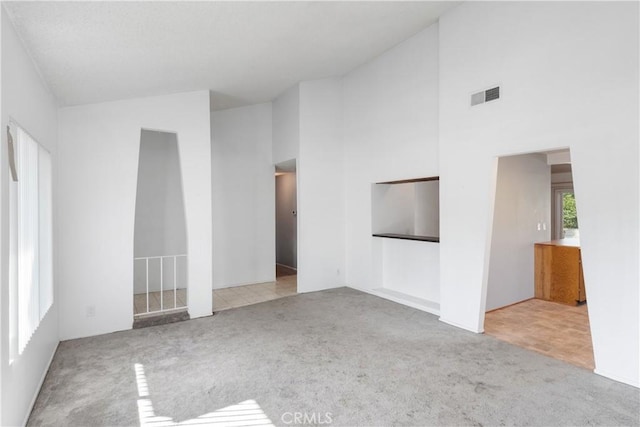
[3,1,460,110]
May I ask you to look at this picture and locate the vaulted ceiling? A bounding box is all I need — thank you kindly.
[3,1,459,110]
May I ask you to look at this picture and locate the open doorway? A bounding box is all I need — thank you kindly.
[210,159,298,312]
[133,129,188,325]
[275,159,298,288]
[483,150,594,370]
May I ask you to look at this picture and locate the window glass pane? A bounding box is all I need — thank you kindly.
[10,124,53,356]
[562,191,579,239]
[39,146,53,319]
[16,126,40,353]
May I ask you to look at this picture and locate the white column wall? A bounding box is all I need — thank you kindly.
[342,23,440,291]
[297,78,346,292]
[272,85,300,165]
[211,103,275,289]
[58,91,212,339]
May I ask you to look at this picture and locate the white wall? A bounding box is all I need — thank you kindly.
[486,153,550,311]
[58,90,212,340]
[414,181,439,238]
[1,9,60,426]
[297,78,346,292]
[552,171,573,184]
[371,183,415,235]
[382,239,439,303]
[272,85,299,165]
[275,172,297,269]
[439,1,639,386]
[372,181,440,237]
[343,23,439,291]
[211,103,274,288]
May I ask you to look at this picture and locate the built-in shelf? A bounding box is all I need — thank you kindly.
[373,233,439,243]
[372,176,439,239]
[370,176,440,315]
[376,176,439,185]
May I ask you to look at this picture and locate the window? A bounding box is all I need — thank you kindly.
[8,123,53,358]
[554,188,579,240]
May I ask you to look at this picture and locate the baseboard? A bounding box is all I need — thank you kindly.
[213,279,275,290]
[276,263,297,271]
[347,285,440,316]
[439,317,483,334]
[22,340,59,427]
[485,297,535,313]
[348,285,483,334]
[594,368,640,388]
[346,285,378,297]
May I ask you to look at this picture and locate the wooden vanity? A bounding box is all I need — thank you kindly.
[534,239,586,305]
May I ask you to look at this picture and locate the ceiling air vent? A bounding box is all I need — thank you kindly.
[471,86,500,106]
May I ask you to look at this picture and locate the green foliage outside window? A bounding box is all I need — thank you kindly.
[563,192,578,229]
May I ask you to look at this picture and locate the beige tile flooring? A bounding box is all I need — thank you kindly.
[484,298,594,370]
[213,274,297,311]
[134,274,298,316]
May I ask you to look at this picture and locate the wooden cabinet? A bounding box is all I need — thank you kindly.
[534,239,586,305]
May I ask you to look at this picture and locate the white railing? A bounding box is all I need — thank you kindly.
[133,254,187,317]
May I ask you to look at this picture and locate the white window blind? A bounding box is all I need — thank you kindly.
[9,123,53,357]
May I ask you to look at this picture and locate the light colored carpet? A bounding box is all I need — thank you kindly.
[28,287,639,426]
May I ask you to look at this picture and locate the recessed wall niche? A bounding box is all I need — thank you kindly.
[371,177,439,242]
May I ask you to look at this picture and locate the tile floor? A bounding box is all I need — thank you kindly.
[213,274,297,312]
[135,268,298,316]
[484,298,594,370]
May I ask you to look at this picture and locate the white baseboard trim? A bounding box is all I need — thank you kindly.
[276,263,297,271]
[347,285,440,316]
[22,340,59,427]
[594,368,640,388]
[213,279,275,290]
[439,317,483,334]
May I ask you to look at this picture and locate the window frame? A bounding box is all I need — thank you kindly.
[551,183,576,240]
[8,120,54,361]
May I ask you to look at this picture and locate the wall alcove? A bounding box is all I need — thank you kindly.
[372,176,439,242]
[369,176,440,314]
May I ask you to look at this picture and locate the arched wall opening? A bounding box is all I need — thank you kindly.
[133,129,188,318]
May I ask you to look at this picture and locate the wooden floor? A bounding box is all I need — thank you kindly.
[484,298,594,370]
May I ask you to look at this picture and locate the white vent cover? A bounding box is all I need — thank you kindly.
[471,86,500,106]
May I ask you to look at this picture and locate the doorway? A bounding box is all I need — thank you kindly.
[133,129,188,321]
[275,159,297,287]
[483,150,594,370]
[210,159,298,312]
